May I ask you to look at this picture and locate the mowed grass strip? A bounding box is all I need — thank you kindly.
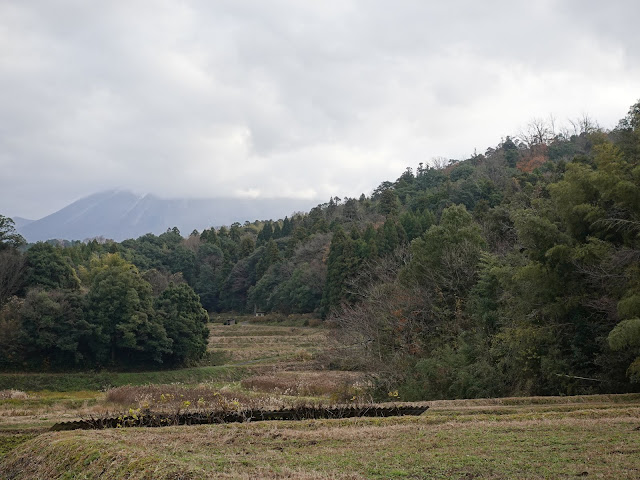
[2,401,639,479]
[0,433,38,461]
[0,365,241,393]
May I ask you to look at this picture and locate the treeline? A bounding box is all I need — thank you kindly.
[0,243,209,370]
[1,101,638,396]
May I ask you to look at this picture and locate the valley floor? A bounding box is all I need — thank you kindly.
[1,318,639,479]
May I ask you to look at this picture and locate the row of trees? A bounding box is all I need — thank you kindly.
[0,235,208,370]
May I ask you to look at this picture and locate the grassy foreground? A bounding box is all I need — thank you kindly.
[1,319,639,479]
[2,395,640,479]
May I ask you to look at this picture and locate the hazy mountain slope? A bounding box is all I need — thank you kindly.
[12,217,34,230]
[18,190,318,242]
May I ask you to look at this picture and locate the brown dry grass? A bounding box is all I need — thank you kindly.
[427,393,640,408]
[0,391,29,400]
[0,391,107,431]
[105,384,276,411]
[3,396,640,479]
[0,325,343,434]
[208,324,331,364]
[241,371,368,401]
[7,323,639,479]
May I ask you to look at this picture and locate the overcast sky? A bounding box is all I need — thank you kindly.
[2,1,639,219]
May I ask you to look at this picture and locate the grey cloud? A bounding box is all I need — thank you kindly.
[1,1,639,219]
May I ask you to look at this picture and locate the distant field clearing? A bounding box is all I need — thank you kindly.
[208,323,330,364]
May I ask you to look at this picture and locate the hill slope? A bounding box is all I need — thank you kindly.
[17,190,318,242]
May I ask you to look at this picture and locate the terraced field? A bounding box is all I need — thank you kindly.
[1,319,639,479]
[3,394,640,479]
[208,322,331,364]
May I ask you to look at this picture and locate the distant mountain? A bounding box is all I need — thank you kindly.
[12,217,35,230]
[17,190,319,242]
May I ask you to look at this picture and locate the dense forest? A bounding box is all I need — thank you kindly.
[1,101,639,400]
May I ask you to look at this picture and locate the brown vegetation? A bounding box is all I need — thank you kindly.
[241,371,368,401]
[3,394,640,479]
[208,323,330,364]
[0,390,28,400]
[105,384,263,411]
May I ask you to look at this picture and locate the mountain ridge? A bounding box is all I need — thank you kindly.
[17,190,319,243]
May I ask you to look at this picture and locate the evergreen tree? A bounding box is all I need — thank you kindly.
[167,246,197,284]
[0,297,24,368]
[378,188,400,216]
[239,236,256,258]
[281,216,293,236]
[503,136,520,168]
[321,227,358,316]
[256,240,281,279]
[25,243,80,291]
[0,215,25,251]
[402,204,486,297]
[377,219,400,256]
[229,223,242,242]
[85,254,171,367]
[272,222,282,239]
[20,289,92,369]
[257,222,273,244]
[156,283,209,366]
[200,227,219,244]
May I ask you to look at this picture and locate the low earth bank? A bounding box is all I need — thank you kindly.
[2,394,640,479]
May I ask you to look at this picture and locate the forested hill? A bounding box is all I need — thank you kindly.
[1,100,639,400]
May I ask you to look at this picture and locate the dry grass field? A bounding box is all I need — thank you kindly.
[3,394,640,479]
[208,322,330,364]
[1,318,639,479]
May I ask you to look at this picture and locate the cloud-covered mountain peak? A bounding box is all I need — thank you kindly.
[17,190,318,242]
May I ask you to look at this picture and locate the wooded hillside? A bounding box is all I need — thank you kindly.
[1,101,639,400]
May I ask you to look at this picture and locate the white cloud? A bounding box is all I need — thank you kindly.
[1,1,639,219]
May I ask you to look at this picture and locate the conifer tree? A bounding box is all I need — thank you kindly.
[256,239,280,279]
[321,227,357,317]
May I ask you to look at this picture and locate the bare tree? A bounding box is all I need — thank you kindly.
[182,234,201,252]
[142,268,186,296]
[568,114,600,136]
[517,117,555,148]
[327,248,433,386]
[430,156,450,170]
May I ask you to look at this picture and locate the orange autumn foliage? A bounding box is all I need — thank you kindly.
[517,144,549,172]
